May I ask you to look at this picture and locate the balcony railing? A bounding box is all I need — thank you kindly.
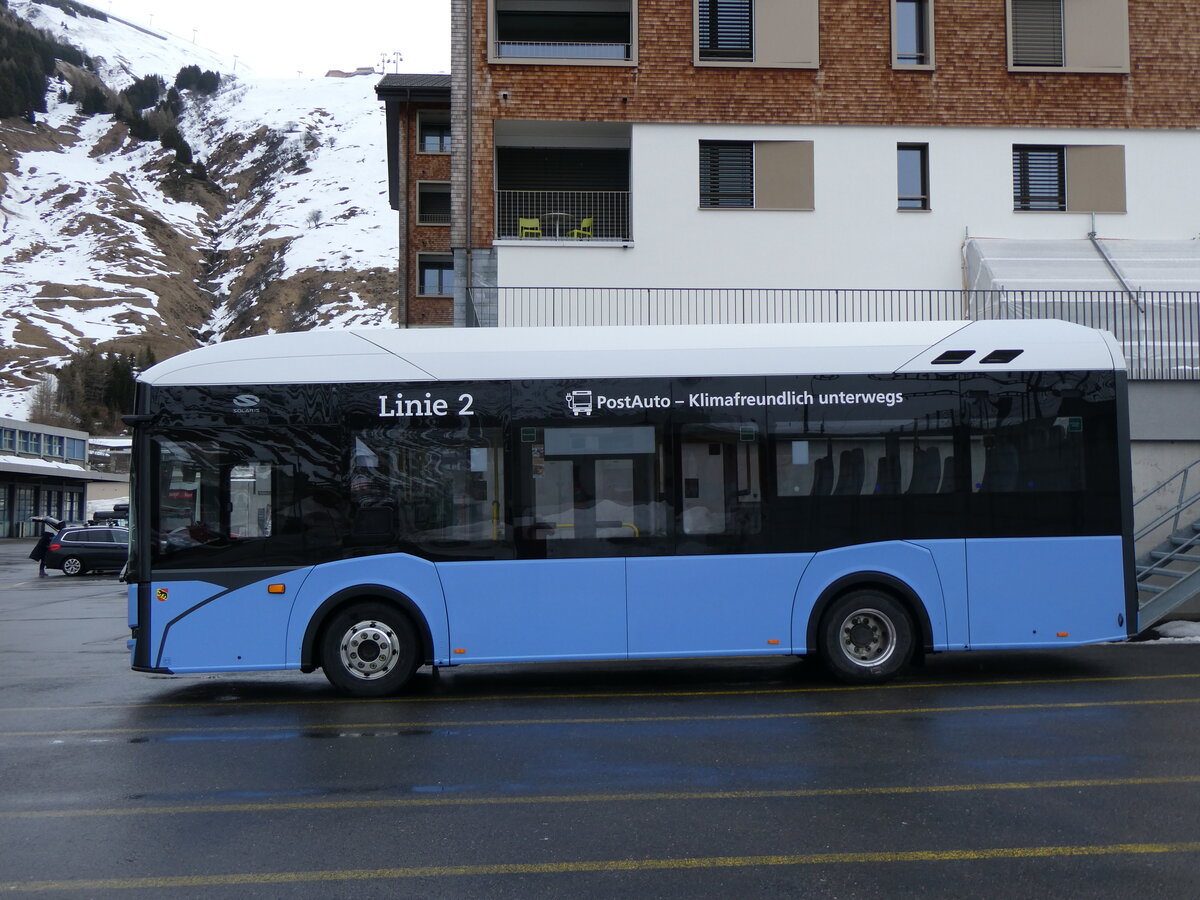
[495,40,630,60]
[495,191,631,242]
[461,287,1200,380]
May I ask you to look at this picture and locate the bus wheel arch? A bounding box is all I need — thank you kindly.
[806,574,932,683]
[302,586,434,680]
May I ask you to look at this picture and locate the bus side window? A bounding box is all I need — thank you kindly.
[520,425,667,544]
[680,424,761,536]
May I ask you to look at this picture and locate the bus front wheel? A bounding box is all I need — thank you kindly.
[320,602,420,697]
[818,590,914,683]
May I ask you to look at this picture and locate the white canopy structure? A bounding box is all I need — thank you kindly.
[964,238,1200,379]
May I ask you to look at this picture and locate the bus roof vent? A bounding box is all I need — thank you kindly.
[931,350,974,365]
[980,349,1024,364]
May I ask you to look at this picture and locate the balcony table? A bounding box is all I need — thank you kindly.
[541,212,573,239]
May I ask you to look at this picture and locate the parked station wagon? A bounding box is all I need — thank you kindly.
[44,527,130,576]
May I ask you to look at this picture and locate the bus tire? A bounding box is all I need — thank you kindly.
[320,602,421,697]
[818,590,914,683]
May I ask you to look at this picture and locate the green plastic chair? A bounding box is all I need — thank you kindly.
[568,216,594,239]
[518,218,542,239]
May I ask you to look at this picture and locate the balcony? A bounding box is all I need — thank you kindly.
[492,0,633,62]
[495,190,631,241]
[494,132,631,242]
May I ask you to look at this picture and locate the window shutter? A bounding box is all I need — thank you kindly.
[699,0,753,60]
[1013,146,1065,210]
[1012,0,1064,66]
[700,141,754,208]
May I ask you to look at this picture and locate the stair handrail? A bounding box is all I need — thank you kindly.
[1134,458,1200,543]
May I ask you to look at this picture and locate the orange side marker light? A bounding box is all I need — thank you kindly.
[454,648,467,655]
[268,584,286,594]
[1057,632,1069,638]
[767,639,781,645]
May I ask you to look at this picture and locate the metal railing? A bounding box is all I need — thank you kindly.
[494,41,631,60]
[461,287,1199,379]
[969,290,1199,381]
[495,191,631,242]
[1135,459,1200,544]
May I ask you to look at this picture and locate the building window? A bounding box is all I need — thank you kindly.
[893,0,932,67]
[18,431,41,455]
[694,0,819,68]
[897,144,929,210]
[417,182,451,225]
[1010,0,1062,66]
[1013,144,1127,213]
[0,428,13,452]
[699,140,814,211]
[698,0,752,61]
[418,255,455,296]
[699,141,754,208]
[1013,146,1065,210]
[1008,0,1129,72]
[491,0,636,63]
[45,435,64,457]
[418,111,451,153]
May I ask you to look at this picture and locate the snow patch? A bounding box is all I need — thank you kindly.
[0,2,400,419]
[1152,620,1200,643]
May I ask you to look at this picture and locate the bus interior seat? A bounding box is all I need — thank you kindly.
[833,448,864,495]
[907,446,942,494]
[874,455,901,494]
[938,455,956,493]
[982,440,1019,492]
[1022,424,1055,490]
[811,456,834,496]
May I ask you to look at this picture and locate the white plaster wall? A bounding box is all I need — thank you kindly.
[495,123,1200,290]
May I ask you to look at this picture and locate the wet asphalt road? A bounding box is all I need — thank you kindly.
[2,539,1200,898]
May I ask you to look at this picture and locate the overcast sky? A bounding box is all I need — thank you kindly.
[99,0,450,78]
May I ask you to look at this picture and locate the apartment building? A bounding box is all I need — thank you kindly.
[375,74,454,326]
[441,0,1199,331]
[371,1,1200,526]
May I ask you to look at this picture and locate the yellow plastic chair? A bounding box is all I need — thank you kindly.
[518,217,542,239]
[568,216,594,239]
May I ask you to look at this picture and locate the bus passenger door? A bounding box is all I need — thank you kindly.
[439,423,665,663]
[627,423,798,658]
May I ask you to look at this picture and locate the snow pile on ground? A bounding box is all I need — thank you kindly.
[1152,620,1200,643]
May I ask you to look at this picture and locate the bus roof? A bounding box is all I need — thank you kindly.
[138,320,1124,387]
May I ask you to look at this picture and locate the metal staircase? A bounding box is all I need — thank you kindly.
[1135,459,1200,630]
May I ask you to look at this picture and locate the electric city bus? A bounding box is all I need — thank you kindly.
[124,320,1136,696]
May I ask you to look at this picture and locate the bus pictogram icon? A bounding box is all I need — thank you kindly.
[566,390,593,416]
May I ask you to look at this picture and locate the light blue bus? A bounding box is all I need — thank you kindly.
[124,320,1135,695]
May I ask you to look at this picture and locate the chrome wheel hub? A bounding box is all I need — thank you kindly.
[838,608,897,668]
[338,620,401,681]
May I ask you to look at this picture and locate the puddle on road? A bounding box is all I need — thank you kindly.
[124,728,439,744]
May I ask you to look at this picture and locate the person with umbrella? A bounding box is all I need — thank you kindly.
[28,516,62,577]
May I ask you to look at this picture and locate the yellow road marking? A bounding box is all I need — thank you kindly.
[6,695,1200,738]
[2,775,1199,821]
[4,842,1200,891]
[3,671,1200,715]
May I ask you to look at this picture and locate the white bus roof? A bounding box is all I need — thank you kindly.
[139,320,1124,387]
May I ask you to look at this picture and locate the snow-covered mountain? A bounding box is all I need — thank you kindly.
[0,0,400,418]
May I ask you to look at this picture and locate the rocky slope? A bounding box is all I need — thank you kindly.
[0,0,399,417]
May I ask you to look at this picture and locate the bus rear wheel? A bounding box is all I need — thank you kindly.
[320,602,420,697]
[819,590,914,683]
